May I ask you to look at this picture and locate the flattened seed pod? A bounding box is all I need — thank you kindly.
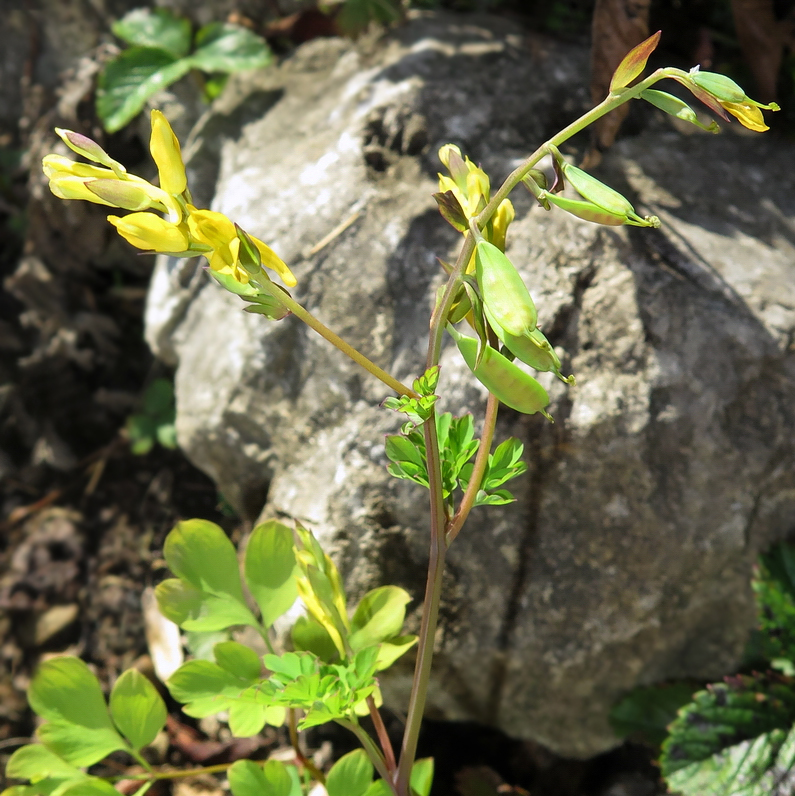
[448,325,552,419]
[474,240,537,336]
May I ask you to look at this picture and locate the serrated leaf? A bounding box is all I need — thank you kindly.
[754,543,795,664]
[411,757,434,796]
[326,749,374,796]
[112,8,191,58]
[213,641,262,681]
[244,521,299,627]
[188,23,271,74]
[609,682,698,747]
[109,669,167,751]
[155,578,258,632]
[5,745,83,783]
[609,30,661,92]
[291,615,339,663]
[349,586,411,651]
[97,47,192,133]
[660,673,795,796]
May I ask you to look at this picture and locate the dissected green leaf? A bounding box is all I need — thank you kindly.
[112,8,191,58]
[188,23,271,73]
[661,673,795,796]
[109,669,167,751]
[57,777,122,796]
[167,659,261,706]
[326,749,374,796]
[244,521,299,627]
[349,586,411,651]
[227,702,269,738]
[609,682,698,747]
[96,47,192,133]
[155,578,258,632]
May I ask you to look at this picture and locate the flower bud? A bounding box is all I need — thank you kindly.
[86,179,167,211]
[108,212,190,252]
[48,175,117,206]
[55,128,126,176]
[150,110,187,196]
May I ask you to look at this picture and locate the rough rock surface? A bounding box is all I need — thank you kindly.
[145,12,795,757]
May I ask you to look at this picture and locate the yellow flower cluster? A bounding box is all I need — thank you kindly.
[437,144,514,257]
[42,110,296,288]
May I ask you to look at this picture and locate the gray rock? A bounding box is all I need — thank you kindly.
[144,12,795,757]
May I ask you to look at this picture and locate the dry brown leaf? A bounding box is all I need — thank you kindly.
[731,0,788,102]
[588,0,652,162]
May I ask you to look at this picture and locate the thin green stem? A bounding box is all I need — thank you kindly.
[337,718,398,795]
[288,707,325,784]
[394,412,448,795]
[258,281,418,399]
[446,392,499,544]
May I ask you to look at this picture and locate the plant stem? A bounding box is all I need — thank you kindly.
[288,707,326,784]
[368,695,397,774]
[259,282,419,399]
[446,392,499,544]
[395,67,687,794]
[394,411,448,795]
[338,718,398,795]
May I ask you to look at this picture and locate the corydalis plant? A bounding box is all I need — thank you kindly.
[8,30,778,796]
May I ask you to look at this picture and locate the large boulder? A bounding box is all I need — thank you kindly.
[145,11,795,757]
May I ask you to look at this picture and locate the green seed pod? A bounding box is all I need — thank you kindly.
[690,71,746,103]
[561,163,635,217]
[486,313,575,385]
[475,240,537,337]
[447,324,552,419]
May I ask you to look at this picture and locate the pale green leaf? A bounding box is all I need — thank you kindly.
[36,722,126,768]
[375,635,418,671]
[291,615,339,663]
[155,579,258,632]
[227,702,268,738]
[57,777,121,796]
[28,658,114,729]
[326,749,374,796]
[167,659,259,704]
[410,757,434,796]
[213,641,262,681]
[350,586,411,651]
[109,669,167,751]
[164,520,246,600]
[5,745,82,783]
[244,521,298,627]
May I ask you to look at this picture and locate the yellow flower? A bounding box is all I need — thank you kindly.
[721,101,769,132]
[108,212,190,253]
[149,110,187,197]
[188,207,297,287]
